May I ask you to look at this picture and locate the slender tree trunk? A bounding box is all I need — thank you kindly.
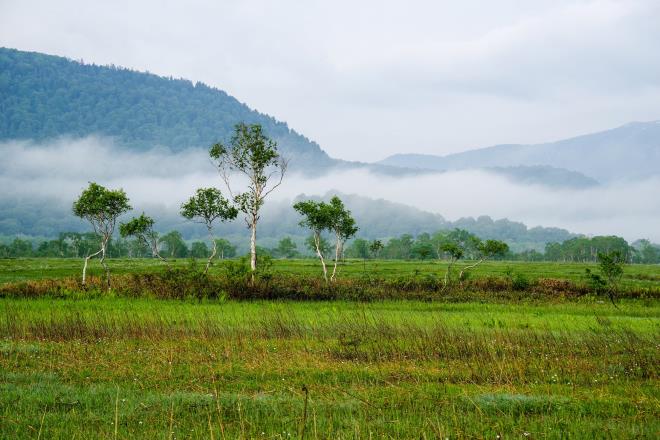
[330,238,342,282]
[100,239,110,290]
[314,233,328,283]
[205,226,216,275]
[82,248,103,285]
[442,258,456,290]
[459,258,485,281]
[249,211,257,283]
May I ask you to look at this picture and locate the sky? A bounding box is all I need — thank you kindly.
[1,0,660,161]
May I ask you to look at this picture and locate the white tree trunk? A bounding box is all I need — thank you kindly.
[82,248,103,285]
[330,238,342,282]
[250,216,257,273]
[459,258,485,281]
[100,239,110,290]
[314,233,328,283]
[205,226,216,274]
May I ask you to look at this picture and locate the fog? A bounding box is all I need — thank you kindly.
[2,137,659,242]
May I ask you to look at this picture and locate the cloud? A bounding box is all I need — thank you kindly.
[2,137,659,242]
[1,0,659,160]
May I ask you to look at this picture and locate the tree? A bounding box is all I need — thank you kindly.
[159,231,188,258]
[440,241,464,289]
[294,196,357,282]
[369,239,384,259]
[586,251,625,306]
[274,237,299,259]
[295,200,333,282]
[72,182,131,287]
[305,235,331,258]
[214,238,236,259]
[180,187,238,274]
[190,241,210,258]
[119,213,166,261]
[209,123,287,276]
[327,197,358,281]
[347,238,370,259]
[458,239,509,280]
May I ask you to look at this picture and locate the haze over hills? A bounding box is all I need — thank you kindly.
[1,47,659,244]
[379,121,660,183]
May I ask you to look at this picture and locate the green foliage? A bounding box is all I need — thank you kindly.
[213,238,236,259]
[190,241,210,258]
[304,235,331,256]
[72,182,131,236]
[272,237,298,259]
[159,231,188,258]
[585,251,625,305]
[119,213,155,239]
[346,238,370,259]
[295,196,358,281]
[369,239,384,258]
[180,187,237,227]
[545,236,633,263]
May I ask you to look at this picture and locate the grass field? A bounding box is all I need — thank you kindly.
[1,258,659,438]
[1,257,660,288]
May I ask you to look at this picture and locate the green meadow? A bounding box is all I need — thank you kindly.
[0,258,658,438]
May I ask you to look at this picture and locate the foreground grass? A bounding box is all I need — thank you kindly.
[1,298,658,438]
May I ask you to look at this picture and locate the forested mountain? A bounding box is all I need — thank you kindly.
[379,121,660,183]
[0,47,335,170]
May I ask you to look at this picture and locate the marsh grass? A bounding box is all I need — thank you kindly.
[0,299,658,438]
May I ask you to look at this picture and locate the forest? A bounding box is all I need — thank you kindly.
[2,230,660,263]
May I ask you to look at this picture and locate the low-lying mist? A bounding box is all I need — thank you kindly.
[2,137,659,242]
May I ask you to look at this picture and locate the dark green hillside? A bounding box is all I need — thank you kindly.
[0,47,334,168]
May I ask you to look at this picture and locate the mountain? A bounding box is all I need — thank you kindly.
[379,121,660,183]
[0,47,338,171]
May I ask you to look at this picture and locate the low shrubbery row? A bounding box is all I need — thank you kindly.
[1,265,657,302]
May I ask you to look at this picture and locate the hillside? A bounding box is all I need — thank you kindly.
[0,47,336,170]
[379,121,660,182]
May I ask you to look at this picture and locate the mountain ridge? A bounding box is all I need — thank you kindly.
[378,120,660,182]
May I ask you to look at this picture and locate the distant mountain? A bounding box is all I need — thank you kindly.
[0,47,338,171]
[379,121,660,183]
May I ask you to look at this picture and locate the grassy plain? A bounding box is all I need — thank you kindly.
[0,258,658,438]
[1,257,660,288]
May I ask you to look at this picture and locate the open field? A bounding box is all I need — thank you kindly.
[1,298,659,438]
[1,258,659,438]
[1,257,660,289]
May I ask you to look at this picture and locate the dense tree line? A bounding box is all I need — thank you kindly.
[344,232,659,264]
[3,231,659,264]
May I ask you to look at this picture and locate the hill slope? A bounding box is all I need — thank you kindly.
[379,121,660,182]
[0,47,335,170]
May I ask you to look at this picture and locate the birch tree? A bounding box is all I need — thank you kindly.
[294,196,357,283]
[72,182,131,287]
[294,200,332,282]
[209,123,287,276]
[119,213,166,262]
[180,187,238,274]
[458,239,509,280]
[327,196,358,282]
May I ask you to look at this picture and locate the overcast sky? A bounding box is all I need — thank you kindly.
[1,0,659,161]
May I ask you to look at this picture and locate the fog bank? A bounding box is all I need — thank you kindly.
[2,137,659,241]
